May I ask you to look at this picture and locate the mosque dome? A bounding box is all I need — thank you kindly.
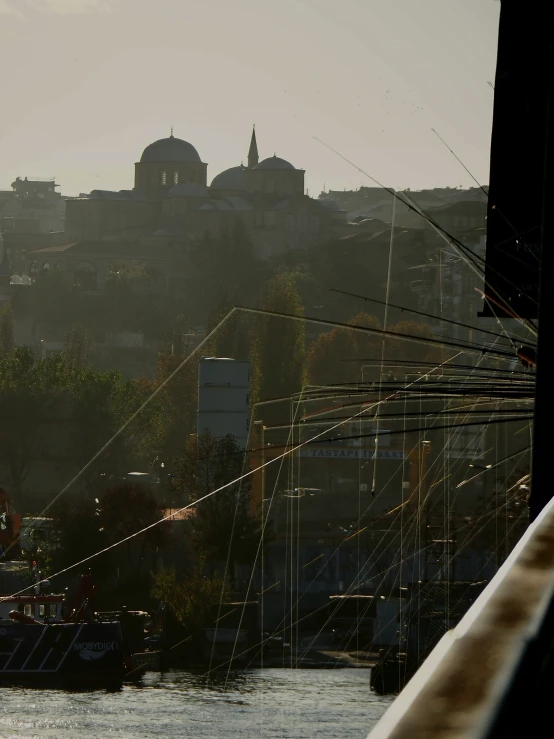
[140,135,201,163]
[210,165,247,190]
[255,155,295,170]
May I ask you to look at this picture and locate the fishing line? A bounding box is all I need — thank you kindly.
[218,355,469,668]
[315,134,539,339]
[237,306,516,360]
[330,288,527,348]
[9,355,450,602]
[4,308,241,559]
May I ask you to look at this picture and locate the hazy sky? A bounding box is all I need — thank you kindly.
[0,0,500,197]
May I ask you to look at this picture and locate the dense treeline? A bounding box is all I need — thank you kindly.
[1,217,438,512]
[0,218,444,617]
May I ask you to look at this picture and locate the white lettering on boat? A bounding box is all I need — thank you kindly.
[74,641,118,660]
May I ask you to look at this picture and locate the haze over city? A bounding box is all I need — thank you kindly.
[3,3,546,738]
[0,0,499,195]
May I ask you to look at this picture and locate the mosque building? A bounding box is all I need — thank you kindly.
[27,128,346,292]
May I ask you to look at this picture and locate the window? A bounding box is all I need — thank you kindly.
[173,171,179,185]
[310,215,320,233]
[264,211,276,227]
[286,215,295,233]
[24,604,32,617]
[50,604,58,617]
[161,171,167,186]
[298,208,307,233]
[39,604,46,617]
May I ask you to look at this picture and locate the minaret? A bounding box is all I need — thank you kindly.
[247,125,259,169]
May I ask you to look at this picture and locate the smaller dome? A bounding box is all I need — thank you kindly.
[210,165,247,191]
[168,183,209,198]
[255,155,295,170]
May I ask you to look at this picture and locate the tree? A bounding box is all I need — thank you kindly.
[307,312,381,386]
[46,484,171,587]
[48,497,114,581]
[66,366,137,493]
[135,314,199,473]
[387,319,442,369]
[0,348,159,508]
[306,314,441,386]
[151,563,229,637]
[205,289,251,360]
[0,348,64,506]
[64,323,94,368]
[250,272,306,407]
[172,431,261,579]
[0,302,14,357]
[99,483,172,573]
[162,313,194,358]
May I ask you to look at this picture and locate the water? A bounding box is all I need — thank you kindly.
[0,669,392,739]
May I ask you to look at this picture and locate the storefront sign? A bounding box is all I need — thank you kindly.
[297,447,405,460]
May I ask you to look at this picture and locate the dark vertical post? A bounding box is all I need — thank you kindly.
[484,5,549,321]
[530,8,554,520]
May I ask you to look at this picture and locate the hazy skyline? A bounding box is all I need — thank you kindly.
[0,0,499,197]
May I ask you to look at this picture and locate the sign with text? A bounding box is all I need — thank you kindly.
[298,447,405,460]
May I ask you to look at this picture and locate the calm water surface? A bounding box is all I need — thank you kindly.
[0,669,392,739]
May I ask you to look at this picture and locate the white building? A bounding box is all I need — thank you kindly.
[197,358,250,448]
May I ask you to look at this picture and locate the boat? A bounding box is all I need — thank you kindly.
[0,613,124,688]
[0,564,125,688]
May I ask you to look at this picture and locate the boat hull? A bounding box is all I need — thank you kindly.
[0,620,125,688]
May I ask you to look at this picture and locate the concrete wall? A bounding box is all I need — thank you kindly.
[65,198,159,240]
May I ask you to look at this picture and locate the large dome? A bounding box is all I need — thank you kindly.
[210,165,246,190]
[140,135,201,163]
[255,155,295,170]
